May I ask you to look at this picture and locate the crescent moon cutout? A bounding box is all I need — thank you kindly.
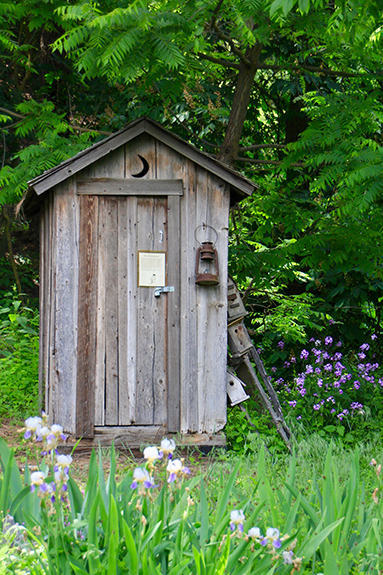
[132,154,149,178]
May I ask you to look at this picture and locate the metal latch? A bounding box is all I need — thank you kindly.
[154,286,175,297]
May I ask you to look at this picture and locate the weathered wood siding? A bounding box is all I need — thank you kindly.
[40,180,80,434]
[40,133,229,436]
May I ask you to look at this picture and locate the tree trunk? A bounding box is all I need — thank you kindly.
[217,43,263,166]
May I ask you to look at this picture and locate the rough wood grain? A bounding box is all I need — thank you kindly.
[136,198,162,424]
[199,173,229,433]
[165,194,180,431]
[77,178,184,195]
[38,200,45,408]
[156,140,183,432]
[76,195,98,438]
[47,192,55,419]
[117,197,128,425]
[103,197,119,425]
[151,197,167,425]
[94,198,106,426]
[195,170,229,433]
[52,180,79,433]
[90,148,125,427]
[180,160,198,433]
[125,196,138,424]
[93,426,226,447]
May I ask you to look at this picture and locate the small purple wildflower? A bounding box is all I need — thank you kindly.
[351,402,363,410]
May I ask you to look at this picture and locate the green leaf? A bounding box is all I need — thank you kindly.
[199,479,209,546]
[0,447,14,516]
[298,0,309,13]
[123,520,138,574]
[107,495,119,575]
[283,0,294,16]
[67,477,84,519]
[215,532,230,575]
[269,0,286,18]
[299,518,344,561]
[323,539,339,575]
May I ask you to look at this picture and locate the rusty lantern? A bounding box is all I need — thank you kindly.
[195,225,219,286]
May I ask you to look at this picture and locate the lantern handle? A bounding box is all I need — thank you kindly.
[194,224,218,246]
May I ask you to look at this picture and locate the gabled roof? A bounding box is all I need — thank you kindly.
[27,117,256,202]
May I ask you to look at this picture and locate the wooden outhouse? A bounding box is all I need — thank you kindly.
[26,118,255,446]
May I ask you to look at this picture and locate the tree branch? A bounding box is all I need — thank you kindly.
[237,157,304,167]
[239,143,286,151]
[198,52,240,70]
[196,55,382,80]
[210,0,225,24]
[257,63,382,79]
[212,22,251,66]
[0,107,24,119]
[70,125,111,136]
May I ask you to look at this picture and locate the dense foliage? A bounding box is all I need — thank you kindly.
[0,293,39,419]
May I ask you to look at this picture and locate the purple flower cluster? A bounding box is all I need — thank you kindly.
[274,334,382,426]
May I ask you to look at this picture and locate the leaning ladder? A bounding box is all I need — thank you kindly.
[226,277,292,451]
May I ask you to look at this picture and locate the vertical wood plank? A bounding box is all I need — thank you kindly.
[117,198,128,424]
[38,199,45,410]
[122,195,138,424]
[94,198,106,426]
[126,136,160,425]
[52,179,79,433]
[199,173,229,433]
[195,166,211,433]
[104,197,119,425]
[135,197,167,425]
[180,161,199,433]
[152,197,167,425]
[48,191,57,422]
[91,148,124,426]
[165,195,180,431]
[136,198,155,424]
[76,195,98,437]
[156,140,183,432]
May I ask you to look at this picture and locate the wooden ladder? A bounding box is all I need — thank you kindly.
[227,277,292,451]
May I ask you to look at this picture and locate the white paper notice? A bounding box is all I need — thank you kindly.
[138,252,166,287]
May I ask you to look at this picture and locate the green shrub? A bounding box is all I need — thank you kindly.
[0,295,39,419]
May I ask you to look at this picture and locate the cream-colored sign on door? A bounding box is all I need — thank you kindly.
[138,251,166,287]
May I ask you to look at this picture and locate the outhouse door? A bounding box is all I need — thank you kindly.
[76,191,181,437]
